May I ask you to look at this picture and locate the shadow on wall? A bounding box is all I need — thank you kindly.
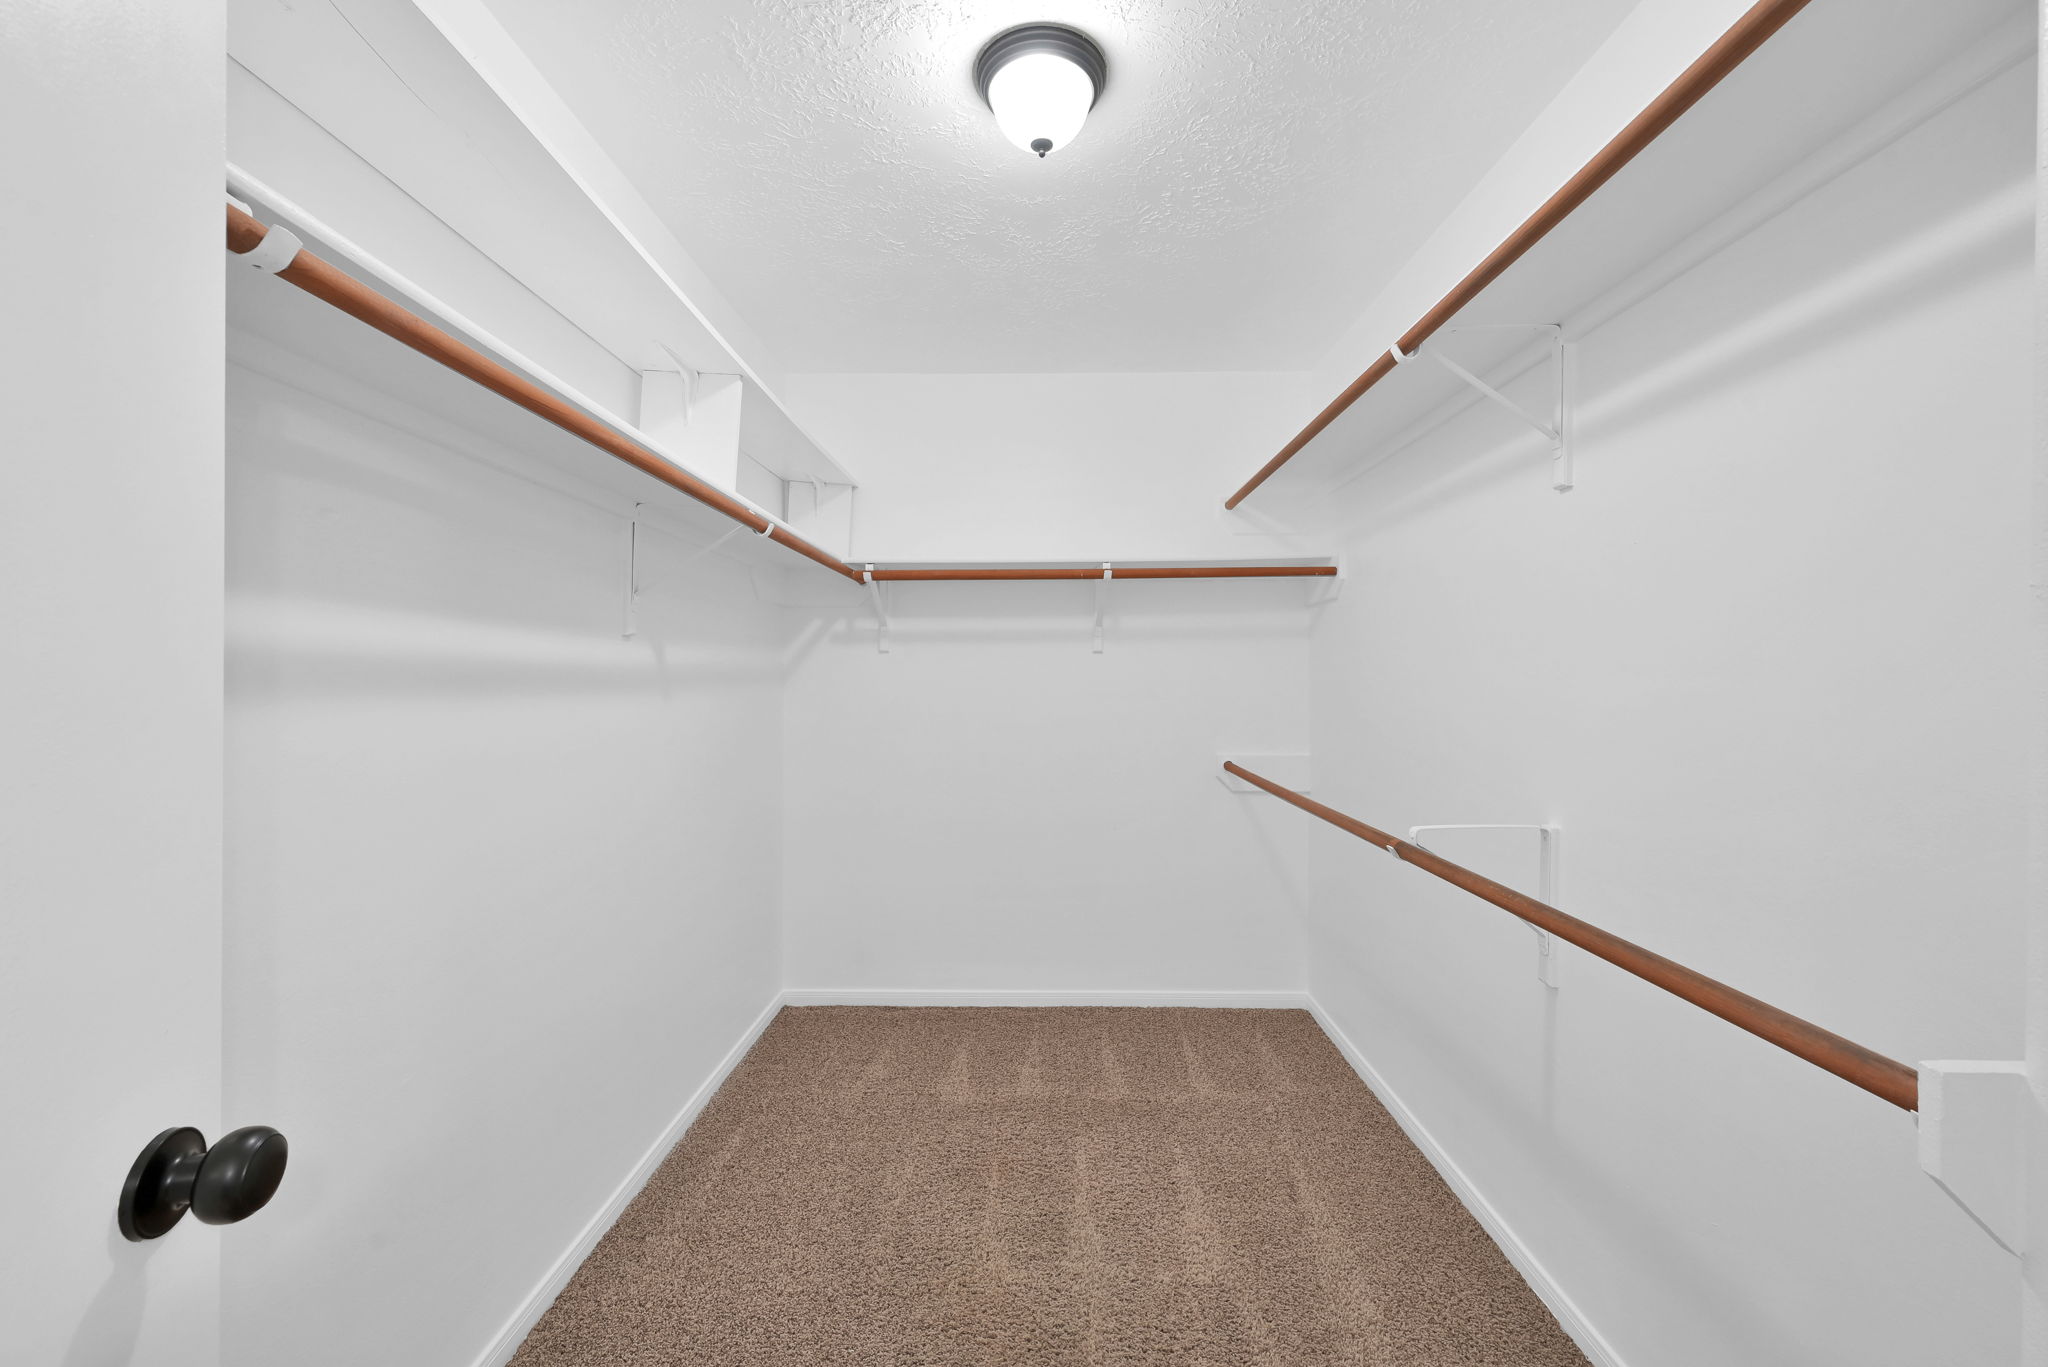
[227,595,785,702]
[228,358,810,703]
[59,1224,156,1367]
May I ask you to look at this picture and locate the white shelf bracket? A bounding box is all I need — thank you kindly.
[1416,325,1572,493]
[1918,1060,2028,1255]
[1406,823,1562,987]
[621,504,642,640]
[1311,553,1346,607]
[1093,563,1112,653]
[864,564,890,654]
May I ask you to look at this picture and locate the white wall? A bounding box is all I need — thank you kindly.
[1292,53,2034,1367]
[0,3,225,1364]
[221,335,787,1367]
[1305,0,1758,409]
[227,58,643,428]
[781,579,1312,996]
[784,371,1317,563]
[198,5,2044,1366]
[779,373,1317,995]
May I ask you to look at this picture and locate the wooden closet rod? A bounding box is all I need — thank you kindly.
[227,204,865,584]
[1222,760,1917,1111]
[869,566,1335,581]
[229,206,1337,588]
[1223,0,1814,509]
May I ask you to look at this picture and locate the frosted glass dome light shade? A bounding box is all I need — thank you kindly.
[988,53,1092,157]
[974,24,1107,159]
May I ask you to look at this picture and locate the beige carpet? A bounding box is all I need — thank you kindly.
[511,1007,1588,1366]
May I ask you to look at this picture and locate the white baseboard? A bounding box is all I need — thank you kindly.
[468,991,786,1367]
[780,987,1312,1009]
[1302,995,1627,1367]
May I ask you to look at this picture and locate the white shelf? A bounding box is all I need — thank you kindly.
[229,0,854,491]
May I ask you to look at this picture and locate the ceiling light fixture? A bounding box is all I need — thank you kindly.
[973,23,1107,159]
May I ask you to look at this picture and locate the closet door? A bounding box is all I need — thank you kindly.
[0,3,231,1363]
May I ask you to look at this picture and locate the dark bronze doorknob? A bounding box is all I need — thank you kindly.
[119,1125,288,1241]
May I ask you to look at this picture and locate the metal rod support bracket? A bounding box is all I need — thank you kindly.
[1414,325,1572,493]
[622,504,641,639]
[653,341,700,416]
[1093,563,1112,653]
[236,220,302,275]
[1407,823,1563,987]
[865,563,890,654]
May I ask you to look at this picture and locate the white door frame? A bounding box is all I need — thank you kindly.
[0,2,228,1363]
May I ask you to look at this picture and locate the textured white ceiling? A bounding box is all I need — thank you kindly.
[479,0,1639,373]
